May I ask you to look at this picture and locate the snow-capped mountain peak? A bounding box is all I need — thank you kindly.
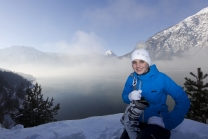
[104,50,117,57]
[144,7,208,60]
[196,7,208,15]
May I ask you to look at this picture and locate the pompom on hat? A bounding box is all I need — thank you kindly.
[131,49,151,66]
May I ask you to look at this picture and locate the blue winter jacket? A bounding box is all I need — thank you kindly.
[122,64,190,130]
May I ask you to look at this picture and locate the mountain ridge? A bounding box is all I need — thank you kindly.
[145,7,208,60]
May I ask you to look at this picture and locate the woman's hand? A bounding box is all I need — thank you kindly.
[128,90,142,101]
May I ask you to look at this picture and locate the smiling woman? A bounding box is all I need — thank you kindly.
[120,48,190,139]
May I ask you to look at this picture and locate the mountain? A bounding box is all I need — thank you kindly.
[146,7,208,60]
[0,46,120,68]
[0,46,63,65]
[0,69,32,128]
[0,46,98,67]
[0,68,35,82]
[104,50,117,57]
[120,7,208,60]
[0,69,32,88]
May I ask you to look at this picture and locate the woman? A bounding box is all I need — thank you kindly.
[120,48,190,139]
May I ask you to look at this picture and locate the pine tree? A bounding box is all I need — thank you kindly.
[184,68,208,124]
[16,82,60,127]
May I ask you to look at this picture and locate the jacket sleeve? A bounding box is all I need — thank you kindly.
[122,76,133,104]
[163,74,190,130]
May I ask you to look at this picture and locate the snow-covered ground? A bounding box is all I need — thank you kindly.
[0,113,208,139]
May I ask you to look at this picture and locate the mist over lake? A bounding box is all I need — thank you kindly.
[1,49,208,121]
[36,70,193,121]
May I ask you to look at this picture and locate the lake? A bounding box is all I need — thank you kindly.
[36,70,191,121]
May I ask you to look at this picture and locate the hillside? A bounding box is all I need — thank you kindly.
[0,69,32,128]
[145,7,208,60]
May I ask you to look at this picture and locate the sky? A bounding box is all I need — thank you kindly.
[1,0,208,56]
[0,113,208,139]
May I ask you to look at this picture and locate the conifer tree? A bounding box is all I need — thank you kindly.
[16,83,60,127]
[184,68,208,124]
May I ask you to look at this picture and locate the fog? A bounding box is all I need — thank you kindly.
[1,48,208,121]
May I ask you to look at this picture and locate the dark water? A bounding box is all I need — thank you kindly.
[37,77,128,120]
[36,71,194,121]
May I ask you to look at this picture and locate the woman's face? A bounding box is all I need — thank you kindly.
[132,59,149,75]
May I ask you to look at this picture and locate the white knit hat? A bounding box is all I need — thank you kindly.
[131,49,151,66]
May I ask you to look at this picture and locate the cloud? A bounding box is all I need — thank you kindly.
[153,48,208,72]
[89,0,208,27]
[151,48,208,86]
[42,30,106,54]
[84,0,154,26]
[2,44,208,87]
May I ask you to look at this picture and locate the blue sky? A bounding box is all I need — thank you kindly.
[0,0,208,56]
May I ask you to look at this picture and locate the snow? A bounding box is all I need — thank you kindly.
[0,113,208,139]
[145,7,208,59]
[196,7,208,15]
[104,50,114,56]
